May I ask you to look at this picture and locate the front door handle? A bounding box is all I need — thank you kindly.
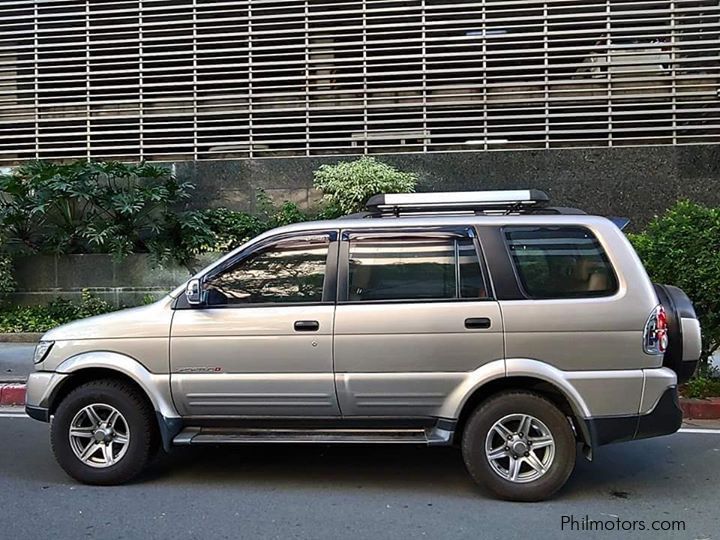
[294,320,320,332]
[465,317,492,329]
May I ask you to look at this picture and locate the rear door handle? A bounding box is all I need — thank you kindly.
[465,317,492,329]
[294,320,320,332]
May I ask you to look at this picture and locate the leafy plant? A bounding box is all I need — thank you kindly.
[0,157,417,276]
[681,368,720,399]
[0,243,15,299]
[0,290,116,333]
[142,294,160,305]
[313,157,417,216]
[629,200,720,364]
[0,160,193,259]
[151,192,311,269]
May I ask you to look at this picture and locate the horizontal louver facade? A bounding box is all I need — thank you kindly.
[0,0,718,164]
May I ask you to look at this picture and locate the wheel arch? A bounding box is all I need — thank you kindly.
[452,376,588,446]
[48,368,148,417]
[447,359,596,452]
[51,351,178,420]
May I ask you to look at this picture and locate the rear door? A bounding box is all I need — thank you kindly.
[333,227,504,417]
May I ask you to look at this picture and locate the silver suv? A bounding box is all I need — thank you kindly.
[25,190,701,501]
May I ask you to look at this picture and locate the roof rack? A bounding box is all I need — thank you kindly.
[364,190,584,217]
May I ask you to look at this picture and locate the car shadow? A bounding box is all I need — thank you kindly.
[140,444,480,497]
[135,435,704,501]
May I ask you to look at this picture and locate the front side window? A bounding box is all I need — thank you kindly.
[204,235,330,305]
[347,235,488,302]
[504,226,618,299]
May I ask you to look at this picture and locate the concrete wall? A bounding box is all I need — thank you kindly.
[10,254,197,307]
[175,144,720,229]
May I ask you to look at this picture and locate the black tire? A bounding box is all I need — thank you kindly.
[461,391,576,502]
[51,379,157,485]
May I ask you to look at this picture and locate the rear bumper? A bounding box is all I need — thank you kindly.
[584,386,682,447]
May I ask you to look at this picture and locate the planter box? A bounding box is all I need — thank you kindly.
[10,253,219,307]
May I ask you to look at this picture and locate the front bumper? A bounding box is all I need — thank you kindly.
[24,371,69,423]
[25,404,50,422]
[584,386,682,448]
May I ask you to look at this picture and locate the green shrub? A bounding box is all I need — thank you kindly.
[629,200,720,363]
[682,370,720,399]
[0,160,192,259]
[0,250,15,298]
[0,158,416,273]
[0,290,116,333]
[151,192,311,268]
[313,156,417,216]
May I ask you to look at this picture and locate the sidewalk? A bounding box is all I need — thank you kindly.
[0,343,35,382]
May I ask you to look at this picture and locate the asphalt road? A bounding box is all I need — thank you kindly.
[0,416,718,540]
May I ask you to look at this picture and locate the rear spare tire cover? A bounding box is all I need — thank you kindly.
[653,284,699,384]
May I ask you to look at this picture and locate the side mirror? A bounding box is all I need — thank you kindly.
[186,278,203,305]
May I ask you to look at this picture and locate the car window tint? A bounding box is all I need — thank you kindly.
[458,238,487,299]
[347,236,487,301]
[504,226,617,299]
[205,236,329,305]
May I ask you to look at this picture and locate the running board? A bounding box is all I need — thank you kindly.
[173,426,453,446]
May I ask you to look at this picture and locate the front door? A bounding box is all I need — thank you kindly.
[333,227,504,418]
[170,230,340,417]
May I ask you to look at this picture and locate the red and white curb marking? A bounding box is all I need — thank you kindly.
[0,384,26,407]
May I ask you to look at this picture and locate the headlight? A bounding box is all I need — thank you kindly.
[33,341,54,364]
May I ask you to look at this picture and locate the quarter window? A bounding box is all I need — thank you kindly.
[504,226,618,299]
[204,235,330,305]
[347,235,488,302]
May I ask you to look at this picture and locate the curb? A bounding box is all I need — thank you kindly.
[0,333,43,343]
[3,382,720,420]
[0,384,27,407]
[679,397,720,420]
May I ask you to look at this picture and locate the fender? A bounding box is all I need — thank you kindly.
[439,358,593,422]
[56,351,180,420]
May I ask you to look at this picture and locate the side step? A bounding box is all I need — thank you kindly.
[173,426,452,446]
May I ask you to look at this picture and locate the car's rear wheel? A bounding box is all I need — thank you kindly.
[51,379,157,485]
[461,391,576,501]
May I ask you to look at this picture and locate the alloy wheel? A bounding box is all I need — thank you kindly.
[484,413,556,483]
[68,403,130,468]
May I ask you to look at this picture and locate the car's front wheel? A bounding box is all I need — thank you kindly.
[51,379,157,485]
[461,391,577,501]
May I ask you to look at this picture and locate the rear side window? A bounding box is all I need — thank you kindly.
[347,236,488,302]
[504,226,618,299]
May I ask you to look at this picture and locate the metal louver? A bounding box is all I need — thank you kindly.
[0,0,718,165]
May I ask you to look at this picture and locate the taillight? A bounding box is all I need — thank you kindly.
[643,305,668,355]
